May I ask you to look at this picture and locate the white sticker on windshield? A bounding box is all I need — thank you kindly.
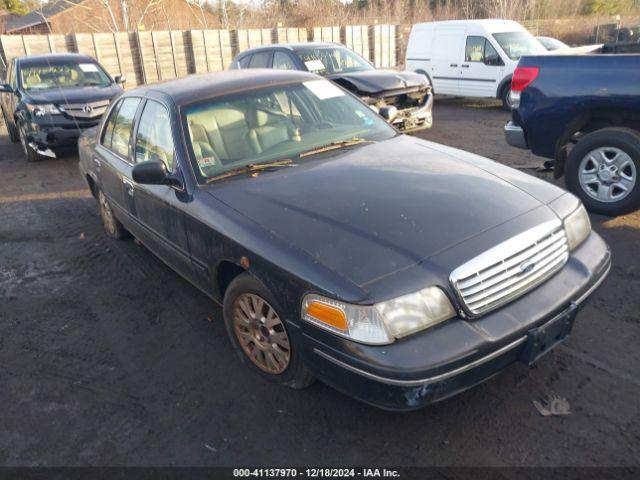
[79,63,99,73]
[303,80,345,100]
[304,60,326,72]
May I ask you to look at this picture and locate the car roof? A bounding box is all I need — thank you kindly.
[237,42,342,56]
[133,69,321,105]
[17,53,99,66]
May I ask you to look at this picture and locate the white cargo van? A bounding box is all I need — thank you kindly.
[405,19,546,109]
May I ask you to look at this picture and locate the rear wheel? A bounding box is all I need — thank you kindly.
[565,127,640,216]
[2,109,18,142]
[223,272,314,389]
[98,189,130,239]
[500,83,513,110]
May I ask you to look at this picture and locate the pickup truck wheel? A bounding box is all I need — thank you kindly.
[97,189,130,240]
[18,123,39,162]
[566,128,640,216]
[223,273,314,389]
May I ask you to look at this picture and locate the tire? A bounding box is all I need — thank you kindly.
[18,122,39,162]
[565,127,640,216]
[223,272,314,389]
[2,109,18,142]
[500,83,513,111]
[97,188,130,240]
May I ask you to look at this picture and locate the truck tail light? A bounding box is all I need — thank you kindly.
[511,66,539,92]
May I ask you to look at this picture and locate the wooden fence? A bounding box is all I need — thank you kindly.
[0,25,398,85]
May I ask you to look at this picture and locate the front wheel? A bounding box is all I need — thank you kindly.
[18,123,39,162]
[223,272,314,389]
[565,127,640,216]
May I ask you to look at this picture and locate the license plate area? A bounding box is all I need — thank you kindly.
[519,303,577,365]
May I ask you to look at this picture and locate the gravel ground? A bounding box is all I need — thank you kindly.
[0,98,638,467]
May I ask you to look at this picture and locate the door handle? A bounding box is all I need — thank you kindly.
[461,64,470,68]
[93,158,101,167]
[123,178,134,195]
[450,64,458,67]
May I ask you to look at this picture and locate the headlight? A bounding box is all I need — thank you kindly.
[563,204,591,250]
[302,286,456,345]
[25,103,61,117]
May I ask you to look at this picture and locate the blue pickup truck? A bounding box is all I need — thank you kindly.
[505,54,640,216]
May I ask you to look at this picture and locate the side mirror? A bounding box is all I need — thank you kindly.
[485,56,504,66]
[114,75,126,85]
[132,160,183,190]
[379,105,398,122]
[0,83,13,93]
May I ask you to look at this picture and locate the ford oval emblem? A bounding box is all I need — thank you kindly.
[519,261,535,275]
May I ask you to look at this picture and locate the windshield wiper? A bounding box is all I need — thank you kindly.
[206,158,295,183]
[299,137,375,158]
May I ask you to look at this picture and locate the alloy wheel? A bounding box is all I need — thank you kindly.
[578,146,637,203]
[232,293,291,374]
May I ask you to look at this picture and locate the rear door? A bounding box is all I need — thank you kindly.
[431,26,465,95]
[94,97,141,221]
[130,98,194,281]
[460,36,504,97]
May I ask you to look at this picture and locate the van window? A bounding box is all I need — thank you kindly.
[465,36,486,62]
[492,31,546,60]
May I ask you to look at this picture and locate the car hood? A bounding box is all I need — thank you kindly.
[206,135,565,288]
[24,84,121,104]
[327,70,428,95]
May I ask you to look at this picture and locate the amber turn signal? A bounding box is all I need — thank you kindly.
[306,301,348,331]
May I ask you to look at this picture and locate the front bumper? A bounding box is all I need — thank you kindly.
[391,94,434,133]
[504,121,528,149]
[301,232,611,411]
[24,119,100,156]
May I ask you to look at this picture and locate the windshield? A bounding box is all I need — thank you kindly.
[20,61,111,90]
[184,80,395,181]
[537,37,569,51]
[492,32,546,60]
[295,47,373,75]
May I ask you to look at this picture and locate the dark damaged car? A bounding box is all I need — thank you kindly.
[0,53,124,162]
[78,70,610,411]
[230,42,433,133]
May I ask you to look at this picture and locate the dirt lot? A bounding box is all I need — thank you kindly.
[1,99,639,467]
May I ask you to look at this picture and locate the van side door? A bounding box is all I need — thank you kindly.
[430,26,465,95]
[459,36,504,98]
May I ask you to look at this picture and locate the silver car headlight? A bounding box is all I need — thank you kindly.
[563,203,591,250]
[302,286,456,345]
[25,103,61,117]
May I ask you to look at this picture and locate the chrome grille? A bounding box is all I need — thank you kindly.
[450,220,569,316]
[58,99,110,119]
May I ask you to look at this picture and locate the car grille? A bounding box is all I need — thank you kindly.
[58,100,110,120]
[450,220,569,316]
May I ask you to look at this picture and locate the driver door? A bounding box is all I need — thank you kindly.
[129,98,194,282]
[460,36,505,97]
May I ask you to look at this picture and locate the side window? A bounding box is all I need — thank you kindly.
[484,41,503,66]
[465,36,486,62]
[101,99,122,150]
[135,100,175,171]
[248,52,271,68]
[107,97,141,158]
[238,55,251,69]
[273,52,296,70]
